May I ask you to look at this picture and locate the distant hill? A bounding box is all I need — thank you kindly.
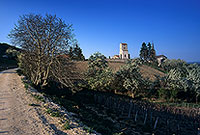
[188,62,200,65]
[0,43,21,70]
[0,43,21,56]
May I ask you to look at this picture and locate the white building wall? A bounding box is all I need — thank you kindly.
[119,43,129,59]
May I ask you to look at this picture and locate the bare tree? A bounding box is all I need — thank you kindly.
[9,14,76,88]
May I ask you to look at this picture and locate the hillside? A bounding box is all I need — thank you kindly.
[0,43,20,56]
[74,61,165,81]
[0,43,21,70]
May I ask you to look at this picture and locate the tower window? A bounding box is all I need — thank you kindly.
[124,54,126,57]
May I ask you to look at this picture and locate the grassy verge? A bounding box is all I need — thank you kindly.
[153,101,200,108]
[63,121,71,130]
[19,74,74,131]
[45,108,62,117]
[144,63,167,74]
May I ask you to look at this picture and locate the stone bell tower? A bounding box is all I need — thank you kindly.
[119,43,130,59]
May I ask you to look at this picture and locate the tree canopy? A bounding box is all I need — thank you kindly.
[68,44,85,61]
[140,42,148,62]
[86,52,113,91]
[139,42,156,63]
[9,14,77,88]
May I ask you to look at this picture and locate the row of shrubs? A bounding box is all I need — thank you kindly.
[81,52,200,103]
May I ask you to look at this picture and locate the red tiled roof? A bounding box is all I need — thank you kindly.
[57,54,70,58]
[156,55,167,59]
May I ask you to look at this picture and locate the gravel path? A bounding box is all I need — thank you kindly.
[0,69,64,135]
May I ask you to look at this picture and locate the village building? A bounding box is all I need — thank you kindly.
[112,55,120,59]
[156,55,167,66]
[120,43,130,59]
[112,43,130,59]
[111,42,167,66]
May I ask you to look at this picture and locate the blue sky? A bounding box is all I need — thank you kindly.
[0,0,200,62]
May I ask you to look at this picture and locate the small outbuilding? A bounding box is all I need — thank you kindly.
[112,55,120,59]
[156,55,167,66]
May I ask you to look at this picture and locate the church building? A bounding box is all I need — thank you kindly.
[119,43,130,59]
[112,43,130,59]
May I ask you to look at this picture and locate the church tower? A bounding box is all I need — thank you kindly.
[119,43,130,59]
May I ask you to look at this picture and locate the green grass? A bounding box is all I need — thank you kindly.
[46,108,62,117]
[63,121,71,130]
[28,103,41,107]
[51,111,62,117]
[154,101,200,108]
[32,94,45,102]
[144,63,167,74]
[24,83,29,89]
[46,108,53,114]
[113,132,124,135]
[83,126,93,133]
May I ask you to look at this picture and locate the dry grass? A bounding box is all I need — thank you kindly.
[74,61,165,81]
[140,65,165,81]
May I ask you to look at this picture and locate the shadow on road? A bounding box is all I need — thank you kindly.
[0,131,9,134]
[0,71,16,74]
[0,118,7,121]
[40,115,67,135]
[50,124,67,135]
[0,102,5,104]
[0,108,7,111]
[0,68,18,74]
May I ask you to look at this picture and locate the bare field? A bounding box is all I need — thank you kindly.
[74,61,165,81]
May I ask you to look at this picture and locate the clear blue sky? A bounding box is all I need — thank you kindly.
[0,0,200,62]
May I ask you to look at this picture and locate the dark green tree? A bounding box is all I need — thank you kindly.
[149,43,156,62]
[147,42,152,59]
[68,46,73,59]
[69,44,85,61]
[140,42,156,63]
[139,42,148,62]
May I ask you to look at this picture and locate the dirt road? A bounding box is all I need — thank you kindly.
[0,69,65,135]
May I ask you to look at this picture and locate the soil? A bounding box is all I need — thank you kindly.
[74,61,165,81]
